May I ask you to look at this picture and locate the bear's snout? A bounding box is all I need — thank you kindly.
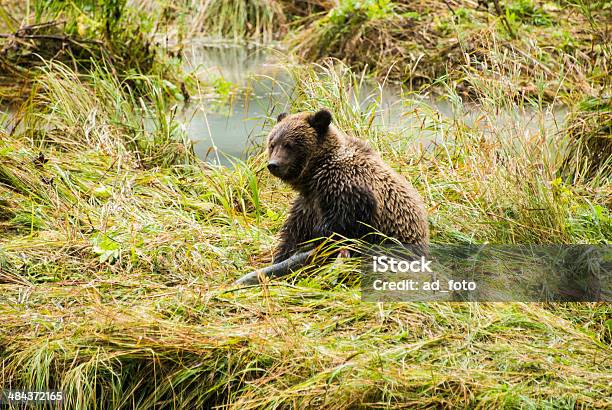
[267,161,281,176]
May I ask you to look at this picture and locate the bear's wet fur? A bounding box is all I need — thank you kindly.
[266,109,429,262]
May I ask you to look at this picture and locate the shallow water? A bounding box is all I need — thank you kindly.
[179,42,567,165]
[177,42,446,164]
[178,42,291,164]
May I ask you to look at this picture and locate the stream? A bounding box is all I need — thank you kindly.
[0,42,567,165]
[179,42,567,165]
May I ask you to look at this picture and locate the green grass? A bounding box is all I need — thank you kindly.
[1,58,611,408]
[0,0,611,408]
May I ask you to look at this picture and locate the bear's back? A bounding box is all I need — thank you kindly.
[309,132,429,245]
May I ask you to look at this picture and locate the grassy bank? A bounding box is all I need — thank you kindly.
[1,0,611,409]
[136,0,611,101]
[289,0,610,99]
[1,60,611,407]
[0,0,192,100]
[4,1,608,101]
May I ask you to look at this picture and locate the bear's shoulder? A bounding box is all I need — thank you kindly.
[308,145,378,195]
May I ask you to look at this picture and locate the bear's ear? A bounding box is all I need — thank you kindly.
[309,109,332,139]
[277,112,288,122]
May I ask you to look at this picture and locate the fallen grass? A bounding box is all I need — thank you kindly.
[0,59,610,408]
[562,96,612,181]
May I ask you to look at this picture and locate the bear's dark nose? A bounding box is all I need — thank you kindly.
[267,161,280,174]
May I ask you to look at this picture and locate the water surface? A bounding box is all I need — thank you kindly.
[178,42,567,165]
[178,43,290,164]
[0,42,567,165]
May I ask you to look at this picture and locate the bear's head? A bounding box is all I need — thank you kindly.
[266,109,332,184]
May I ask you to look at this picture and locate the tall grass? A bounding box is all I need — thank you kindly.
[19,62,194,167]
[183,0,286,42]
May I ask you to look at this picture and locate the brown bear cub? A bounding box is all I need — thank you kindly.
[267,109,429,262]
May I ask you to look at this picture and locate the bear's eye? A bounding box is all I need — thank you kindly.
[283,142,293,150]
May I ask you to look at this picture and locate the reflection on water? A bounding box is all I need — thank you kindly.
[178,43,291,165]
